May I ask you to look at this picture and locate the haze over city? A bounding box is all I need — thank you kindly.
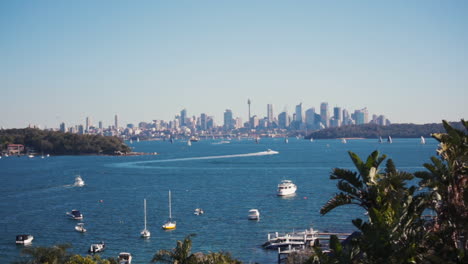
[1,0,467,129]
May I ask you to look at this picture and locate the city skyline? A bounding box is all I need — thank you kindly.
[1,1,467,128]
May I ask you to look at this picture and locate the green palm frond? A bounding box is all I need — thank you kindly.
[331,168,363,189]
[320,193,353,215]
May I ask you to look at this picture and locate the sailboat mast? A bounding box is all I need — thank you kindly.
[144,199,147,229]
[169,190,172,219]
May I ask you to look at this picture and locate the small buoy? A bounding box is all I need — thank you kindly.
[304,197,308,199]
[99,200,104,203]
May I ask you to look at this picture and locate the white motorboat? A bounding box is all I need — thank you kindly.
[67,210,83,220]
[28,154,34,158]
[141,199,151,238]
[277,180,297,196]
[248,209,260,220]
[162,190,176,230]
[75,223,87,233]
[118,252,132,264]
[89,241,105,253]
[194,208,204,215]
[421,136,426,144]
[74,176,85,187]
[16,234,34,245]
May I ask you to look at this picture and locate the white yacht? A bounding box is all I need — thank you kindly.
[248,209,260,220]
[67,210,83,220]
[118,252,132,264]
[89,242,105,253]
[162,190,176,230]
[28,154,34,158]
[16,234,34,245]
[75,223,87,233]
[141,199,150,238]
[194,208,204,215]
[277,180,297,196]
[74,176,85,187]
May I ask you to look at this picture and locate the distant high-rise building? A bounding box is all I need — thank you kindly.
[305,108,316,128]
[78,124,84,135]
[250,115,259,129]
[224,109,234,130]
[235,117,243,129]
[320,102,329,127]
[200,113,207,130]
[98,121,103,130]
[342,109,352,125]
[267,104,274,124]
[295,103,303,124]
[114,114,119,130]
[333,107,342,127]
[180,109,187,127]
[354,108,369,125]
[59,122,66,133]
[85,117,91,132]
[247,99,252,127]
[278,112,289,129]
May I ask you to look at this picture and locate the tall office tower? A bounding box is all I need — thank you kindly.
[333,107,342,127]
[320,102,330,128]
[207,116,214,129]
[305,108,316,127]
[267,104,274,124]
[85,117,91,132]
[250,115,259,129]
[114,114,119,130]
[200,113,207,131]
[247,99,251,127]
[342,109,350,125]
[278,112,289,129]
[59,122,66,133]
[78,125,84,135]
[353,108,369,125]
[180,109,187,127]
[295,103,303,124]
[98,121,103,130]
[224,109,234,130]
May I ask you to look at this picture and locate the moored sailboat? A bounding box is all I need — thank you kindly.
[420,136,426,144]
[162,190,176,230]
[141,199,150,238]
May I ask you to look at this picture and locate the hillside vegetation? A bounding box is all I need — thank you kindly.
[305,121,464,139]
[0,128,130,155]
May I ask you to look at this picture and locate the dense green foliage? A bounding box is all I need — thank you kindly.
[309,120,467,264]
[305,122,464,139]
[0,128,130,155]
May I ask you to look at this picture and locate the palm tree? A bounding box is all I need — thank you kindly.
[319,151,429,263]
[151,234,198,264]
[415,120,468,262]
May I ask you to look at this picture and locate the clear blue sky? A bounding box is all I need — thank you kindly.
[1,0,467,128]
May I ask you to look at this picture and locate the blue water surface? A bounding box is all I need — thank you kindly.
[0,138,438,263]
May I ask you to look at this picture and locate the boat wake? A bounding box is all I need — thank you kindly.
[115,150,279,168]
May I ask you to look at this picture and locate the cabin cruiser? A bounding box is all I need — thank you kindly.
[89,242,105,253]
[277,180,297,196]
[75,223,87,233]
[16,234,34,245]
[74,176,85,187]
[67,210,83,220]
[118,252,132,264]
[248,209,260,220]
[194,208,204,215]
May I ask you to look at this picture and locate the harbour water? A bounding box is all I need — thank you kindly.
[0,138,438,263]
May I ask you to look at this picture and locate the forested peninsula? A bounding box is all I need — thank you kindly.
[0,128,130,155]
[305,121,464,139]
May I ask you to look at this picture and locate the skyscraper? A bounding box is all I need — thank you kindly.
[200,113,207,131]
[85,116,91,132]
[98,121,103,130]
[267,104,274,124]
[278,112,289,129]
[295,103,303,124]
[223,109,234,130]
[305,108,316,127]
[59,122,66,133]
[114,114,119,130]
[353,108,369,125]
[180,109,187,127]
[333,107,342,127]
[320,102,329,127]
[247,99,251,127]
